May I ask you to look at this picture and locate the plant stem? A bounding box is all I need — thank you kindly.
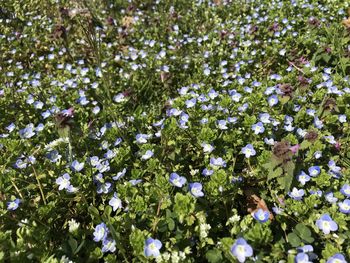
[10,178,24,199]
[31,166,47,205]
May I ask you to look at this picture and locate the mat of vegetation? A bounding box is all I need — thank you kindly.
[1,0,350,262]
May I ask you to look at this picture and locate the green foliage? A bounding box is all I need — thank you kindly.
[1,0,350,262]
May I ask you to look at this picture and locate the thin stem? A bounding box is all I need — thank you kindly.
[31,166,47,205]
[287,60,305,74]
[10,179,24,199]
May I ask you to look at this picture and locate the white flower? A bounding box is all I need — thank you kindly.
[68,219,80,233]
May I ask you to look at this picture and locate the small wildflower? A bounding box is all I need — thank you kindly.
[7,199,21,211]
[288,187,305,200]
[338,199,350,214]
[141,150,154,160]
[251,122,265,134]
[210,157,226,167]
[71,160,84,172]
[308,166,320,177]
[268,95,279,107]
[189,183,204,197]
[295,253,312,263]
[169,173,187,187]
[252,208,270,223]
[102,238,116,253]
[56,173,71,190]
[109,193,122,211]
[93,223,109,242]
[230,238,253,263]
[340,184,350,197]
[241,144,256,158]
[144,238,162,257]
[297,171,310,186]
[316,214,338,234]
[326,253,347,263]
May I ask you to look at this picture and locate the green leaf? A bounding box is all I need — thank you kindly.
[280,96,290,105]
[283,161,295,177]
[74,239,85,255]
[68,237,78,253]
[90,247,103,259]
[300,140,311,150]
[277,173,293,193]
[287,233,301,247]
[88,206,100,219]
[167,218,175,231]
[295,224,314,243]
[268,167,283,180]
[205,249,223,263]
[103,206,112,219]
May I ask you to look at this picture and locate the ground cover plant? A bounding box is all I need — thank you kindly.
[1,0,350,262]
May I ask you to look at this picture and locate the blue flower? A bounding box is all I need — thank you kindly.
[129,179,142,185]
[56,173,71,190]
[14,158,27,169]
[251,122,265,134]
[295,253,312,263]
[259,113,271,123]
[208,89,218,99]
[202,168,214,177]
[308,166,320,177]
[6,123,16,133]
[104,150,116,159]
[297,245,313,253]
[201,143,214,153]
[297,171,310,186]
[328,160,341,174]
[253,208,270,223]
[136,133,149,144]
[46,150,62,163]
[19,124,35,139]
[340,184,350,197]
[96,160,110,173]
[309,189,322,197]
[169,173,187,187]
[96,182,112,194]
[144,237,162,257]
[217,120,228,130]
[338,115,347,123]
[141,150,154,160]
[109,193,122,211]
[71,160,84,172]
[210,157,226,168]
[288,187,305,200]
[268,95,279,107]
[325,192,338,203]
[230,238,253,263]
[112,168,127,181]
[7,199,21,211]
[189,182,204,197]
[185,98,196,108]
[316,214,338,234]
[102,238,116,253]
[230,90,242,102]
[272,205,284,215]
[326,253,347,263]
[313,117,323,129]
[89,156,100,166]
[241,144,256,158]
[338,199,350,214]
[93,223,109,242]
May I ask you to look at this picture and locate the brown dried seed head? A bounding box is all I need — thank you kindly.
[279,83,293,97]
[305,131,318,142]
[273,141,291,159]
[323,98,337,111]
